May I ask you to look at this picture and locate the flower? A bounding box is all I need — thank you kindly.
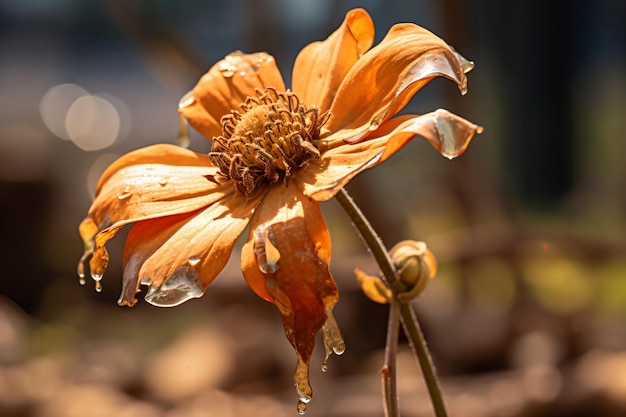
[77,8,482,406]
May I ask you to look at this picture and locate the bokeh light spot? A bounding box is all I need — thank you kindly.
[66,95,120,151]
[39,83,89,140]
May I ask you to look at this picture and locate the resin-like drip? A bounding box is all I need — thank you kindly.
[321,307,345,372]
[294,355,312,414]
[144,265,204,307]
[434,109,483,160]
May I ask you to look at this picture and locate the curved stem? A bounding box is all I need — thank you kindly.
[382,300,401,417]
[335,188,448,417]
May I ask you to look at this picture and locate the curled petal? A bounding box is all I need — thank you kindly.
[241,186,338,401]
[88,144,231,230]
[292,8,374,113]
[299,110,482,201]
[179,52,286,141]
[323,23,470,144]
[121,192,262,307]
[355,268,391,304]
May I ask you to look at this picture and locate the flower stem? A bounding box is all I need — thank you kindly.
[335,188,448,417]
[381,300,400,417]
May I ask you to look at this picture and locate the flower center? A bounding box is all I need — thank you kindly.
[210,87,330,196]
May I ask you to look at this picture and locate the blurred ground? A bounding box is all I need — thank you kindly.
[1,0,626,416]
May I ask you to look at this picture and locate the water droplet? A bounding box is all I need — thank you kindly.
[297,400,307,415]
[251,63,261,72]
[187,255,201,266]
[253,224,280,273]
[369,119,380,131]
[321,307,345,370]
[321,362,328,373]
[117,186,131,200]
[294,356,312,404]
[459,77,468,96]
[453,50,475,74]
[158,177,169,186]
[77,262,86,284]
[95,281,102,292]
[178,91,195,109]
[434,109,473,159]
[218,61,236,78]
[144,266,204,307]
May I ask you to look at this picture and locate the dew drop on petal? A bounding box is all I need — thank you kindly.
[218,61,236,78]
[144,266,204,307]
[94,281,102,292]
[187,255,201,267]
[117,186,131,200]
[158,177,169,186]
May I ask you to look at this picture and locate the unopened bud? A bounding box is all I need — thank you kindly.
[389,240,437,301]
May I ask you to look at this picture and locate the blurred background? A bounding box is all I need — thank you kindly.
[1,0,625,416]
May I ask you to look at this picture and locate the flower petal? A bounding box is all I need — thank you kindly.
[121,192,262,307]
[292,8,374,113]
[323,23,469,144]
[179,52,286,141]
[298,110,483,201]
[88,144,232,230]
[241,185,338,401]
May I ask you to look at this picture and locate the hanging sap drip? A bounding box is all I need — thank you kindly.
[321,307,346,372]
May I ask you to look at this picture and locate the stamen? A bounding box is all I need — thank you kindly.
[209,87,330,196]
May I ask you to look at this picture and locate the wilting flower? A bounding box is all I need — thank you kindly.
[78,8,481,407]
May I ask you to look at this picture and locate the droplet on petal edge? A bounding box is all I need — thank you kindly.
[294,356,313,405]
[297,400,307,415]
[218,61,236,78]
[178,90,195,109]
[253,224,280,273]
[453,50,475,74]
[434,109,481,160]
[321,307,345,372]
[187,255,201,266]
[144,266,204,307]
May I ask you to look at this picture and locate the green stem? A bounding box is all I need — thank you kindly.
[335,188,448,417]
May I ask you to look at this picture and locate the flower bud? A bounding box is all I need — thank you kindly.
[389,240,437,301]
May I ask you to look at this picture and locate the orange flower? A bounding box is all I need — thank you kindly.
[78,8,481,406]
